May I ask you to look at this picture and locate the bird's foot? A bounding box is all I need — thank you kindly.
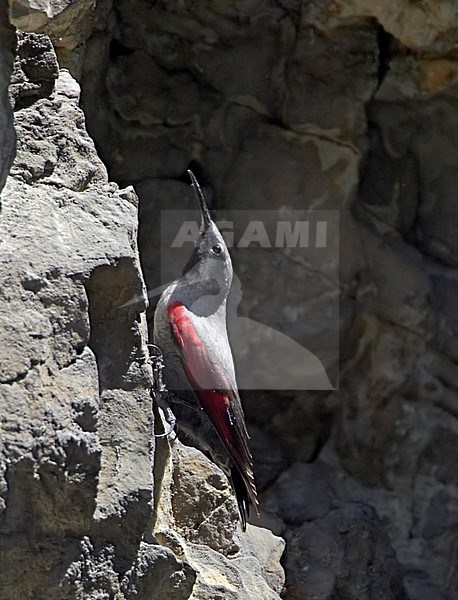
[155,406,177,438]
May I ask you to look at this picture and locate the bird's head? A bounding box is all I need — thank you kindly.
[175,171,232,315]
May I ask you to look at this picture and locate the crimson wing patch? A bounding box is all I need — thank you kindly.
[167,301,259,520]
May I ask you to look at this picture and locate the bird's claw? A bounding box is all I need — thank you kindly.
[155,406,177,438]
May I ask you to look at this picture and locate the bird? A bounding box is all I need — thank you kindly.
[153,170,259,529]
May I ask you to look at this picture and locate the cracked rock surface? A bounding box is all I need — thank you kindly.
[78,1,457,598]
[1,1,458,599]
[0,9,284,600]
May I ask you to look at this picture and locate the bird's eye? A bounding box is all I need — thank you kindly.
[211,244,223,255]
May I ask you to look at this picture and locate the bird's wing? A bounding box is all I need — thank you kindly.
[167,300,259,522]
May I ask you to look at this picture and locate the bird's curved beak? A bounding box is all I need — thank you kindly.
[188,169,211,232]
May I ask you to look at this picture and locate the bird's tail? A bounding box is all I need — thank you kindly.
[231,466,260,531]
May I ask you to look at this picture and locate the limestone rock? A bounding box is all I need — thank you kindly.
[0,5,15,193]
[283,503,406,600]
[154,439,285,599]
[185,542,281,600]
[8,0,97,50]
[75,1,457,596]
[2,0,458,598]
[237,524,286,595]
[327,0,458,54]
[1,36,284,594]
[262,460,337,526]
[403,570,450,600]
[59,538,196,599]
[120,542,196,600]
[0,64,158,598]
[170,442,240,555]
[9,31,58,109]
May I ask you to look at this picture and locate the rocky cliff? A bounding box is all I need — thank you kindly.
[1,1,457,599]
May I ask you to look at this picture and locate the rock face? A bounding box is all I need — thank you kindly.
[0,10,284,600]
[284,503,406,600]
[0,5,15,192]
[0,53,170,598]
[7,0,97,51]
[1,1,457,599]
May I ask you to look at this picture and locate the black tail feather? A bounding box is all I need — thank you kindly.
[231,467,251,531]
